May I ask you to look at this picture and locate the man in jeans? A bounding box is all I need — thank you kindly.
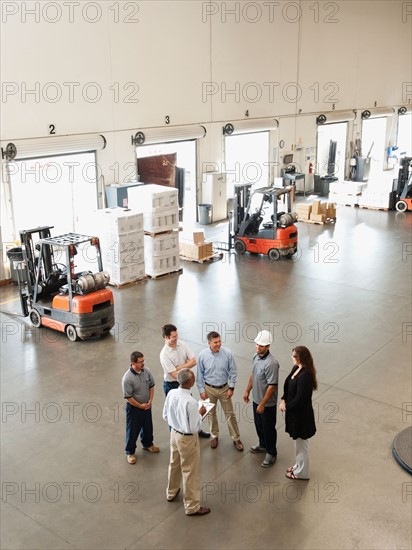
[160,324,210,438]
[121,351,160,464]
[197,331,243,451]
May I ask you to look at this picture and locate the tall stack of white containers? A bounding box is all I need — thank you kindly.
[79,207,145,286]
[128,184,181,278]
[101,208,145,285]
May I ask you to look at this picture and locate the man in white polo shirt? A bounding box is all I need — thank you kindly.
[160,323,210,438]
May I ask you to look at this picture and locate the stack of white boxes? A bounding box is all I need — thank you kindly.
[328,181,368,206]
[358,189,391,209]
[80,207,145,286]
[128,184,180,278]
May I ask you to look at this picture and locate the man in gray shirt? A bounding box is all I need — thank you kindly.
[122,351,160,464]
[243,330,279,468]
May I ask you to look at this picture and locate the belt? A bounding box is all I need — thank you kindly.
[173,429,193,436]
[205,383,228,389]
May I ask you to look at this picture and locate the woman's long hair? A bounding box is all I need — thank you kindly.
[293,346,318,390]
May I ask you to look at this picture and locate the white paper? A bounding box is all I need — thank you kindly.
[198,399,215,419]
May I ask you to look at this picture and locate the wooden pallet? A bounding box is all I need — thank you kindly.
[146,268,183,280]
[358,205,389,211]
[144,227,182,238]
[108,276,148,289]
[180,252,223,264]
[298,218,337,225]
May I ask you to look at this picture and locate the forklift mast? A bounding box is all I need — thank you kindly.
[233,183,253,234]
[397,157,412,198]
[19,226,54,290]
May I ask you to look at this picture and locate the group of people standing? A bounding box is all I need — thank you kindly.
[121,324,318,516]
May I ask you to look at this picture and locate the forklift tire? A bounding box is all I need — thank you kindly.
[234,240,246,255]
[66,325,78,342]
[268,249,280,261]
[29,309,41,328]
[395,200,408,212]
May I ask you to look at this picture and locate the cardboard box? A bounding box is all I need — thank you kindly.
[180,241,213,260]
[296,204,312,220]
[107,261,145,285]
[328,192,359,207]
[128,184,179,212]
[193,231,205,244]
[145,251,180,277]
[312,200,321,215]
[143,208,179,233]
[144,232,179,257]
[326,208,336,219]
[310,213,326,222]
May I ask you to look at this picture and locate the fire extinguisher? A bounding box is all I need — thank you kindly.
[309,162,314,174]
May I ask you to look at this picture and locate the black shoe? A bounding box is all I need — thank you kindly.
[198,430,211,438]
[250,445,266,453]
[261,453,277,468]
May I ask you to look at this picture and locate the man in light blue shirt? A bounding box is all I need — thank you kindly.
[197,331,243,451]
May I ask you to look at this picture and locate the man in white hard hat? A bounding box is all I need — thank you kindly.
[243,330,279,468]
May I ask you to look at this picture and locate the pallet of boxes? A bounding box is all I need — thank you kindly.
[296,199,337,225]
[328,180,367,207]
[179,231,215,263]
[87,207,145,287]
[128,184,181,279]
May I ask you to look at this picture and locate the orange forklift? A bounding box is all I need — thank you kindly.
[18,226,115,341]
[229,184,298,260]
[395,157,412,212]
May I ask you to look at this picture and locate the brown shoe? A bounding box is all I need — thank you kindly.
[188,506,211,516]
[143,445,160,453]
[126,454,136,464]
[233,440,244,452]
[210,437,218,449]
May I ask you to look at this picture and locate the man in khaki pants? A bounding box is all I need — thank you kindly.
[163,369,211,516]
[197,331,244,451]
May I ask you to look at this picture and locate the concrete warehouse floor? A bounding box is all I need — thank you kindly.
[1,204,411,550]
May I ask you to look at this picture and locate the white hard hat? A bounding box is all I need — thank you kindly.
[254,330,273,346]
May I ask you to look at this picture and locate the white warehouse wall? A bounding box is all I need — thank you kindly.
[0,0,411,185]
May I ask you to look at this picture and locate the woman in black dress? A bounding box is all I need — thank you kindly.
[280,346,317,480]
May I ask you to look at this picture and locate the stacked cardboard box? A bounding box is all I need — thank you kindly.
[180,231,213,261]
[128,184,179,233]
[78,207,145,286]
[296,200,336,223]
[128,184,180,277]
[144,231,180,275]
[358,190,391,209]
[295,203,312,221]
[329,180,366,206]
